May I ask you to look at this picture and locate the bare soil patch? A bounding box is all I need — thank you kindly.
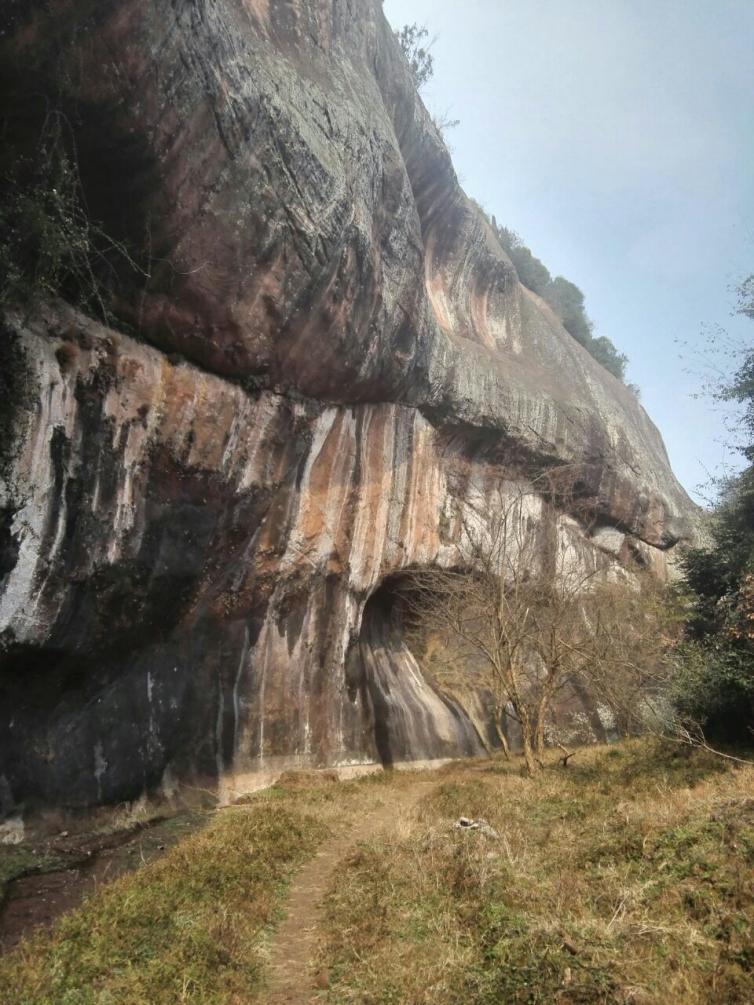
[0,811,204,952]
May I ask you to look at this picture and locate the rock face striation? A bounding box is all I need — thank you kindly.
[0,0,696,813]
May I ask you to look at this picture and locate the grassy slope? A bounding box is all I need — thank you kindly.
[0,744,751,1005]
[0,772,402,1004]
[319,742,754,1005]
[0,802,327,1005]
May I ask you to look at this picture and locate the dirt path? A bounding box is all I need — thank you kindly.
[263,779,433,1004]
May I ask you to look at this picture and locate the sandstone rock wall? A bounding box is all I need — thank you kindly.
[0,0,696,813]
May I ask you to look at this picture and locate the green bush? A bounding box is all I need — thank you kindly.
[490,215,628,381]
[671,278,754,744]
[0,114,139,320]
[395,23,434,90]
[668,642,754,743]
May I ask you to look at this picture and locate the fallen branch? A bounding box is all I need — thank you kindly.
[665,726,754,767]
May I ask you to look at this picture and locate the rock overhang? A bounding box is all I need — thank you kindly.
[0,0,699,812]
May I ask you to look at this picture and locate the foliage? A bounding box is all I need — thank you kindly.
[715,323,754,462]
[0,113,140,321]
[492,217,628,381]
[672,275,754,743]
[497,227,552,298]
[736,274,754,322]
[668,641,754,743]
[0,323,31,477]
[395,23,435,90]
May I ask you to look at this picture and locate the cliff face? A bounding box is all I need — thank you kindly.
[0,0,696,813]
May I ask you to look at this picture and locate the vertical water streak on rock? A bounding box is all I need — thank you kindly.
[350,406,396,590]
[146,670,158,765]
[232,625,250,761]
[257,629,268,766]
[93,742,107,803]
[215,674,225,785]
[282,407,338,571]
[24,367,72,636]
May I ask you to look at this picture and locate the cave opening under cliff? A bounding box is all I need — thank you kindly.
[352,573,493,767]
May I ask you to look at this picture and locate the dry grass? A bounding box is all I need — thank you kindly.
[1,746,751,1004]
[317,741,754,1005]
[0,804,325,1005]
[0,771,401,1004]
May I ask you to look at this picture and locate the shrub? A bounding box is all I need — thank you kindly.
[487,211,628,381]
[395,23,434,90]
[0,113,140,321]
[668,642,754,743]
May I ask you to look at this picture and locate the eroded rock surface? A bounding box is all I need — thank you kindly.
[0,0,696,812]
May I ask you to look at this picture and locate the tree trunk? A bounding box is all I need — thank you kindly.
[521,731,538,776]
[534,715,545,758]
[493,718,511,760]
[518,707,539,776]
[534,694,549,758]
[475,728,493,756]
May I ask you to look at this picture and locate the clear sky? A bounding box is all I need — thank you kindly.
[383,0,754,502]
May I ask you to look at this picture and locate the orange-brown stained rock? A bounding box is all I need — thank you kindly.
[0,0,699,812]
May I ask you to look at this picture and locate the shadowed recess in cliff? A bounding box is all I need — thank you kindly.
[0,51,166,319]
[355,574,485,766]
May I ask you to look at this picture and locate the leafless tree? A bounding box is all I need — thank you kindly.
[404,483,607,773]
[574,578,681,738]
[405,480,679,773]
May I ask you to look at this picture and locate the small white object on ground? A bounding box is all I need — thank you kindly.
[453,817,500,839]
